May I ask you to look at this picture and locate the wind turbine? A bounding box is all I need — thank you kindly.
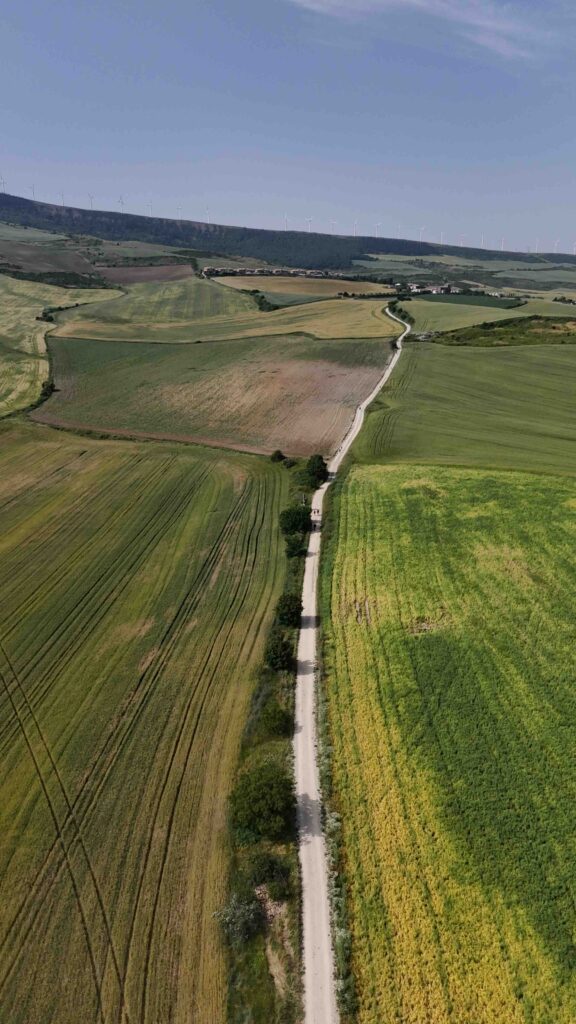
[88,193,94,210]
[501,237,505,252]
[481,233,485,248]
[177,205,182,221]
[0,177,6,192]
[353,220,358,238]
[148,201,153,218]
[573,242,576,256]
[330,220,337,233]
[118,196,125,212]
[535,239,539,254]
[284,213,289,232]
[419,226,425,242]
[205,206,210,225]
[440,231,444,245]
[28,185,35,200]
[376,222,381,237]
[60,193,65,207]
[554,239,560,254]
[305,217,312,233]
[459,234,466,247]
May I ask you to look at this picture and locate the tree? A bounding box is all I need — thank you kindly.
[277,593,302,628]
[306,453,329,487]
[270,449,285,463]
[265,628,294,671]
[279,504,311,535]
[230,759,296,842]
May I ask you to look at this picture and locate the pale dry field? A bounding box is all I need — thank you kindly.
[218,275,394,297]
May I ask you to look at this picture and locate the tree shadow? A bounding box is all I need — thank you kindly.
[297,792,324,841]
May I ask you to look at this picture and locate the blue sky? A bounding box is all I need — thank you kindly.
[2,0,576,251]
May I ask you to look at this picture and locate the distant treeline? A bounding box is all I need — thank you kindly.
[1,192,571,271]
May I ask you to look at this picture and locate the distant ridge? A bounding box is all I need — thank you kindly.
[0,192,573,270]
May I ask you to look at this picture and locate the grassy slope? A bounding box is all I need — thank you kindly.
[35,333,394,456]
[353,343,576,476]
[409,297,573,332]
[0,276,120,416]
[56,274,255,327]
[435,316,576,347]
[0,420,286,1024]
[53,282,398,342]
[321,463,576,1024]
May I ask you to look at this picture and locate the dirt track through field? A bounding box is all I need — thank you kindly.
[294,308,410,1024]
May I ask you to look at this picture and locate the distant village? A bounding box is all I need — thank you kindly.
[202,266,367,280]
[201,265,504,298]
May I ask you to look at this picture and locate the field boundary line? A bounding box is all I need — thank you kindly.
[294,307,410,1024]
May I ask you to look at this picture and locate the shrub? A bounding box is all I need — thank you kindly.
[277,593,302,628]
[283,457,296,469]
[271,449,285,463]
[245,851,292,900]
[230,759,296,843]
[285,534,305,559]
[265,628,294,671]
[260,698,292,738]
[279,505,310,535]
[215,890,264,944]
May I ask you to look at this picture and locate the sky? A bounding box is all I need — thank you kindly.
[2,0,576,251]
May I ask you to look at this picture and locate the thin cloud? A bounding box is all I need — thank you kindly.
[286,0,553,58]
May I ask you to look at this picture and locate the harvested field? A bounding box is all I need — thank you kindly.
[0,420,286,1024]
[98,264,196,285]
[35,333,395,455]
[320,463,576,1024]
[218,275,394,298]
[0,276,120,416]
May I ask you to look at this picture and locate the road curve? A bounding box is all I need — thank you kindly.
[294,308,411,1024]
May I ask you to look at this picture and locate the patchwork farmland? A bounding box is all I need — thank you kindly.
[32,274,398,455]
[0,421,286,1024]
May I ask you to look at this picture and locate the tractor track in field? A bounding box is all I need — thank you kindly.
[136,476,269,1023]
[0,642,131,1022]
[295,308,410,1024]
[0,459,202,756]
[0,469,263,1019]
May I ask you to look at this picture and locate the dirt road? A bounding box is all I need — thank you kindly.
[294,308,410,1024]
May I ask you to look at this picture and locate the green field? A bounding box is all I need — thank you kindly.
[35,332,393,455]
[354,342,576,475]
[0,420,286,1024]
[321,463,576,1024]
